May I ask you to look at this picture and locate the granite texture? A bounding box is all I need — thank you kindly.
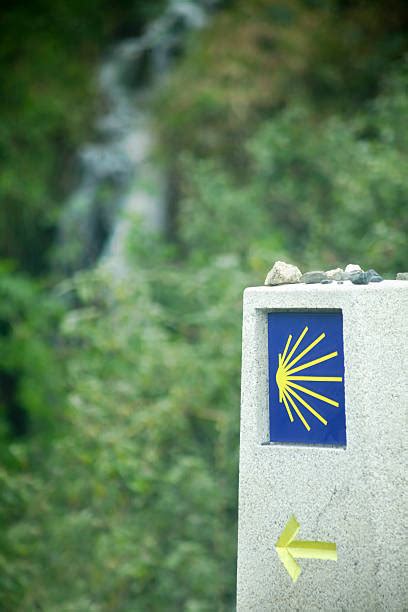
[237,281,408,611]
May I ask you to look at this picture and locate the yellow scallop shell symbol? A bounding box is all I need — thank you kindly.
[276,326,343,431]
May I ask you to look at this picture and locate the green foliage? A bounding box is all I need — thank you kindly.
[7,262,245,610]
[175,65,408,275]
[156,0,408,163]
[0,443,38,611]
[0,266,66,609]
[0,266,65,436]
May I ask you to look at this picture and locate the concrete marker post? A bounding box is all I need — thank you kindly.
[236,281,408,610]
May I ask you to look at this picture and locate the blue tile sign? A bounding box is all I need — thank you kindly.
[268,311,346,446]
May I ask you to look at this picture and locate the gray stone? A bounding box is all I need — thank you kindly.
[396,272,408,280]
[366,269,383,283]
[350,271,369,285]
[326,267,343,281]
[345,263,363,274]
[300,270,327,284]
[264,261,301,286]
[320,279,333,284]
[237,282,408,610]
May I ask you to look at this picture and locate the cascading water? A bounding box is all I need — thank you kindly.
[57,0,217,277]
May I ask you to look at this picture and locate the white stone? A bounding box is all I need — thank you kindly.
[264,261,301,286]
[237,282,408,610]
[345,263,363,274]
[326,267,344,280]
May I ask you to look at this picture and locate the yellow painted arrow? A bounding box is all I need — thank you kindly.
[275,515,337,583]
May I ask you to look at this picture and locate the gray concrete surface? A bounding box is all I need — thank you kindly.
[236,281,408,611]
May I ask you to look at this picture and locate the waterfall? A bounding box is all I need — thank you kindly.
[56,0,217,277]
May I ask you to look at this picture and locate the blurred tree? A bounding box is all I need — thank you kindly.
[0,268,64,437]
[4,261,244,610]
[177,66,408,274]
[1,0,407,609]
[0,0,165,274]
[155,0,408,240]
